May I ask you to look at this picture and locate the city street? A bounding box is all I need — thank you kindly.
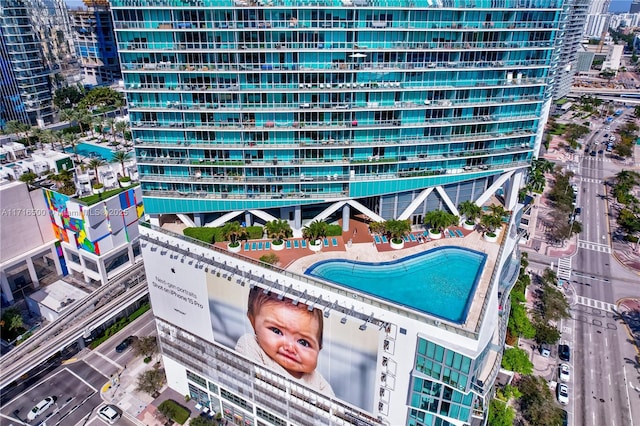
[0,312,156,426]
[523,107,640,426]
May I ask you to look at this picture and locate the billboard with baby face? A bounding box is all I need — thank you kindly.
[206,272,380,412]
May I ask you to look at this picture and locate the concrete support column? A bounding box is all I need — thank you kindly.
[244,211,252,227]
[26,258,40,288]
[51,246,63,276]
[0,271,14,305]
[294,206,302,230]
[505,170,524,211]
[194,213,205,227]
[342,204,350,232]
[149,214,160,227]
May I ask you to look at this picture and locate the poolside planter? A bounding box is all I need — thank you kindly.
[390,239,404,250]
[228,243,241,253]
[484,233,498,243]
[463,221,476,231]
[271,240,285,251]
[428,229,442,240]
[309,240,322,252]
[93,186,104,194]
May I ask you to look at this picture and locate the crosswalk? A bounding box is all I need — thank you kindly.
[579,177,603,184]
[576,296,616,313]
[578,240,612,253]
[557,257,572,281]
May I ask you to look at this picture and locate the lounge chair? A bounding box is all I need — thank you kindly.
[448,229,456,238]
[265,241,271,249]
[455,229,464,238]
[244,242,250,251]
[331,238,338,246]
[286,240,292,249]
[251,242,257,250]
[403,235,410,242]
[381,235,388,243]
[374,235,382,244]
[409,234,417,242]
[257,242,263,250]
[294,240,300,249]
[323,238,330,247]
[301,240,307,248]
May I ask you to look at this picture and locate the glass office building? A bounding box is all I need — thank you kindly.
[111,0,566,229]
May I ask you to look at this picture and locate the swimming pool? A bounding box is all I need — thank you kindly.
[66,143,116,161]
[305,247,487,324]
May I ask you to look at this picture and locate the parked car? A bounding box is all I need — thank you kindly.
[27,396,56,421]
[115,335,137,353]
[559,344,571,362]
[559,363,570,382]
[557,383,569,405]
[98,404,122,424]
[540,345,551,358]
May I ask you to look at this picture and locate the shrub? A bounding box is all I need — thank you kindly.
[119,176,131,183]
[245,225,263,240]
[158,400,190,425]
[183,227,219,244]
[259,253,279,265]
[326,224,343,236]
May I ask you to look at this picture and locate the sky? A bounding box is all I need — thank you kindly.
[610,0,632,13]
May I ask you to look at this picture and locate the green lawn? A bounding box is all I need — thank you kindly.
[78,186,130,205]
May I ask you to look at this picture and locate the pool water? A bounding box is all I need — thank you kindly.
[66,142,116,161]
[305,247,486,324]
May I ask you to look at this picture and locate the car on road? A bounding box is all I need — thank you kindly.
[27,396,56,421]
[559,344,571,362]
[557,383,569,405]
[598,149,604,154]
[559,363,570,382]
[98,404,122,424]
[115,335,137,353]
[590,150,596,156]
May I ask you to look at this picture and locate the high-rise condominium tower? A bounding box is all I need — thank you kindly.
[110,1,568,425]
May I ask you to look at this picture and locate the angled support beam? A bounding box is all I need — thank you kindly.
[435,186,458,216]
[397,187,434,220]
[475,170,515,207]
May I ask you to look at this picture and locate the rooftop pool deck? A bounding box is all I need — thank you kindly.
[287,229,500,333]
[305,247,487,324]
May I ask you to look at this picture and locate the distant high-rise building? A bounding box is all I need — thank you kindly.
[552,0,590,100]
[69,0,121,86]
[588,0,611,14]
[630,0,640,13]
[0,0,54,128]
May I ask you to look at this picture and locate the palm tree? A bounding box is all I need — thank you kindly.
[5,120,31,142]
[63,133,80,162]
[264,219,293,244]
[115,120,128,140]
[18,172,38,189]
[423,209,458,233]
[106,117,117,144]
[88,158,105,184]
[76,109,93,135]
[111,150,129,177]
[221,221,248,247]
[458,200,481,224]
[488,204,508,221]
[383,219,411,243]
[480,212,502,235]
[302,220,328,245]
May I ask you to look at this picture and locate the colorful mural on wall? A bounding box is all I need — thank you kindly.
[43,187,144,256]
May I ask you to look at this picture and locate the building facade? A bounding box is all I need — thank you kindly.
[42,186,144,285]
[0,0,54,128]
[69,0,121,86]
[111,0,567,232]
[551,0,589,100]
[141,203,524,425]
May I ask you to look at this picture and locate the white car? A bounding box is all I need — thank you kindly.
[27,396,55,421]
[559,364,570,382]
[557,383,569,405]
[98,404,122,424]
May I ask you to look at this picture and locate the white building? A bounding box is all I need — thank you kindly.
[141,201,525,425]
[0,181,63,306]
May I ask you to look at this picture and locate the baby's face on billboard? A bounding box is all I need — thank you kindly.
[250,301,321,378]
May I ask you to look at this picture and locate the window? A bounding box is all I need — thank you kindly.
[187,370,207,387]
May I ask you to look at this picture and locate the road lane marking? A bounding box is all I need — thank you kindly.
[576,296,616,312]
[65,367,97,391]
[93,349,123,369]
